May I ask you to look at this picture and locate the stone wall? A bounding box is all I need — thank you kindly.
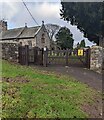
[90,45,103,73]
[2,42,19,62]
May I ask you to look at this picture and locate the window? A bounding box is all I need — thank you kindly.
[42,33,44,37]
[28,41,32,47]
[41,33,45,43]
[20,42,22,46]
[41,38,45,43]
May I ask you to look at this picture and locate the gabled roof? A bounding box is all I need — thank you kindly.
[0,27,24,40]
[18,26,40,39]
[0,26,40,40]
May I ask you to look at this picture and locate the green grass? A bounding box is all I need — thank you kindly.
[2,60,100,118]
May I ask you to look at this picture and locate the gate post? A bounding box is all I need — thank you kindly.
[43,47,48,67]
[86,48,90,69]
[41,48,44,65]
[66,50,68,66]
[34,47,38,64]
[25,45,29,65]
[18,45,21,64]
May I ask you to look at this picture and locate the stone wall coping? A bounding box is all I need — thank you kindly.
[91,45,103,49]
[0,41,18,44]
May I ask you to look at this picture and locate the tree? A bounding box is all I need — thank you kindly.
[80,39,86,48]
[45,24,60,49]
[75,40,86,49]
[77,42,80,49]
[55,27,74,49]
[60,2,104,45]
[45,24,60,41]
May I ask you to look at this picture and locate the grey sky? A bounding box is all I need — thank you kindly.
[0,0,96,46]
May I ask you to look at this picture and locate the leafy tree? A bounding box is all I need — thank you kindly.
[80,39,86,48]
[55,27,74,49]
[60,2,104,45]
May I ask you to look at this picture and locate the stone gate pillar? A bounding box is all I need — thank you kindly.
[90,45,103,73]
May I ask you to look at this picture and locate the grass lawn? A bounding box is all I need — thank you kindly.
[2,60,101,118]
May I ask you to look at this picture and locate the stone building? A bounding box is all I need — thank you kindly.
[0,21,50,49]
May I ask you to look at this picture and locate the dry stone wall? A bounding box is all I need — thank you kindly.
[90,45,103,73]
[2,42,19,62]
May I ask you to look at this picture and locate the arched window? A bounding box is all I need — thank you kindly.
[41,33,45,43]
[20,42,22,46]
[28,41,32,48]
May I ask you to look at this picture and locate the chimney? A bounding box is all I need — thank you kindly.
[42,21,44,25]
[25,23,27,28]
[0,20,7,32]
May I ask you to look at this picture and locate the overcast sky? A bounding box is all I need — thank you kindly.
[0,0,96,46]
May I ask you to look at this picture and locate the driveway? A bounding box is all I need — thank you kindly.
[33,65,102,91]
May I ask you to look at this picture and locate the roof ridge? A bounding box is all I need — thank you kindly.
[7,27,25,31]
[0,25,41,40]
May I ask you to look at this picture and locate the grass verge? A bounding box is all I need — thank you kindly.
[2,60,101,118]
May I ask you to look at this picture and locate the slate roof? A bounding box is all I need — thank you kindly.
[0,26,40,40]
[18,26,40,39]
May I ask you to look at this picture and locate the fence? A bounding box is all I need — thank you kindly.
[2,43,103,73]
[43,48,90,68]
[18,45,90,68]
[18,46,43,65]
